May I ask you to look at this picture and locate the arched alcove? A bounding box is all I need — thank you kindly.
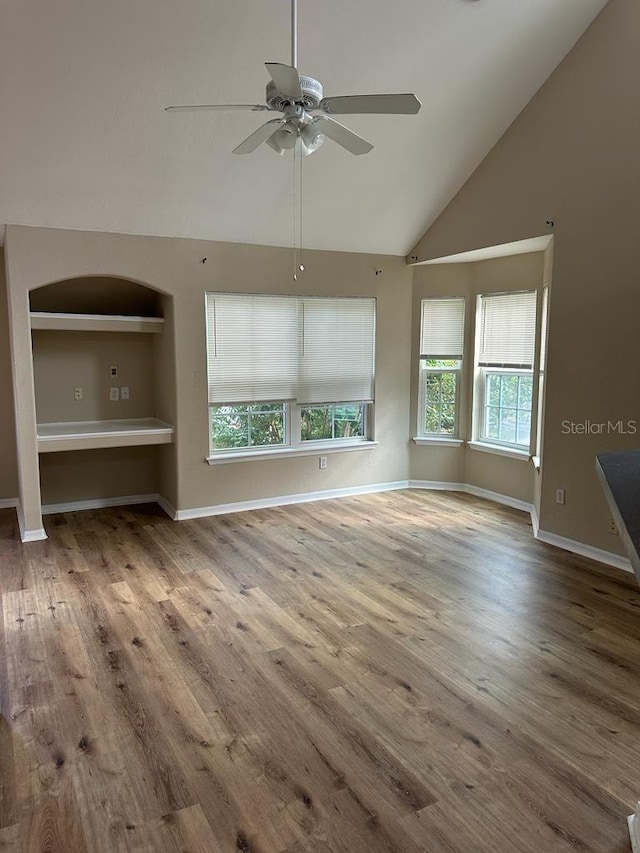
[24,275,177,533]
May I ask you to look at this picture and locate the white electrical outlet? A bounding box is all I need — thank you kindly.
[110,365,119,378]
[555,488,565,505]
[109,387,120,402]
[73,386,83,401]
[120,386,129,400]
[319,456,328,470]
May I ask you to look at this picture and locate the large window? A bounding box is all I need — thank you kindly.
[475,290,538,451]
[206,293,375,456]
[418,297,465,438]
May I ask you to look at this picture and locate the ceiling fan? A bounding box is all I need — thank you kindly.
[165,0,421,156]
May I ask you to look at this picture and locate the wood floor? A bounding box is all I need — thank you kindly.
[1,490,639,852]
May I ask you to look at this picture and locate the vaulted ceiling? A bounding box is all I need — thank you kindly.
[0,0,609,256]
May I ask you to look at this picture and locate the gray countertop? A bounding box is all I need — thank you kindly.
[596,450,640,584]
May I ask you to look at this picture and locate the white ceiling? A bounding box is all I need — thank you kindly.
[0,0,608,256]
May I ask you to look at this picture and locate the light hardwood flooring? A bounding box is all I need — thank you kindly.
[1,489,639,852]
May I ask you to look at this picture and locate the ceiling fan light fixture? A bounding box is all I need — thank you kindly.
[300,122,325,156]
[272,121,299,151]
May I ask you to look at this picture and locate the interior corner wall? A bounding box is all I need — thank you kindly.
[5,225,412,519]
[410,252,544,507]
[409,0,639,556]
[0,250,18,501]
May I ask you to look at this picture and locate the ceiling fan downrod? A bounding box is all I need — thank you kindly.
[291,0,298,69]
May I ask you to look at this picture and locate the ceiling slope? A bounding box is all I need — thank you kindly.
[0,0,609,255]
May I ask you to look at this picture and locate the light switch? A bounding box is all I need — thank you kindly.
[120,386,130,400]
[109,387,120,402]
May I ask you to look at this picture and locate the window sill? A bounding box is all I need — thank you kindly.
[531,455,541,472]
[206,440,379,465]
[413,437,464,448]
[467,440,530,461]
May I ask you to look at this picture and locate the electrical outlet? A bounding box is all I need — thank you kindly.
[73,386,83,401]
[120,386,129,400]
[110,365,119,378]
[555,488,565,505]
[609,518,619,535]
[109,387,120,402]
[319,456,328,470]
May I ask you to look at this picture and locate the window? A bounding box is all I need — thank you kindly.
[210,402,286,450]
[418,297,465,438]
[475,290,537,451]
[205,293,375,456]
[301,403,366,442]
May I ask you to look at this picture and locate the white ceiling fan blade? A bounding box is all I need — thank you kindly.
[313,116,373,156]
[232,119,286,155]
[265,62,302,101]
[165,104,270,113]
[319,93,422,115]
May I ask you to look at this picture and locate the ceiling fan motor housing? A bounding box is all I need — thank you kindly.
[266,75,324,111]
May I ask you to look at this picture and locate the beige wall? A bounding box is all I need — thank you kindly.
[410,252,545,507]
[32,331,155,424]
[0,252,18,500]
[39,447,159,506]
[5,225,412,526]
[410,0,639,554]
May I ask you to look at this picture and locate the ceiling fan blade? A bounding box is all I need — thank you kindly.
[319,93,421,115]
[165,104,270,113]
[313,116,373,156]
[232,119,286,155]
[265,62,302,100]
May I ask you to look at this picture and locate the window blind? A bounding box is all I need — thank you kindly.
[420,297,465,359]
[478,290,537,368]
[206,293,376,405]
[299,297,376,404]
[206,293,300,403]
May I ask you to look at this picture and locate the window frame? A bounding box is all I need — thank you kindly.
[208,400,374,461]
[205,292,377,461]
[416,296,466,443]
[477,367,534,450]
[417,359,463,439]
[471,288,542,458]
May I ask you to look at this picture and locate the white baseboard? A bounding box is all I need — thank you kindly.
[16,501,47,543]
[13,480,632,575]
[156,494,178,520]
[174,481,410,521]
[409,480,535,516]
[629,805,640,853]
[409,480,631,574]
[535,527,633,574]
[42,493,160,516]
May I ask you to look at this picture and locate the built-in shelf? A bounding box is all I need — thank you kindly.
[30,312,164,333]
[37,418,174,453]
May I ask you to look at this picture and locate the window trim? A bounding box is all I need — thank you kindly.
[208,400,374,460]
[417,359,463,439]
[206,438,378,464]
[477,367,534,451]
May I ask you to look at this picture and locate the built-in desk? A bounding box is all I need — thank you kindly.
[596,450,640,584]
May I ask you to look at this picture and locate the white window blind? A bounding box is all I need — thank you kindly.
[420,297,465,358]
[478,290,537,367]
[299,297,375,404]
[206,293,376,405]
[206,293,300,403]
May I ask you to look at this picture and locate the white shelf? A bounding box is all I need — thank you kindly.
[37,418,174,453]
[30,312,164,333]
